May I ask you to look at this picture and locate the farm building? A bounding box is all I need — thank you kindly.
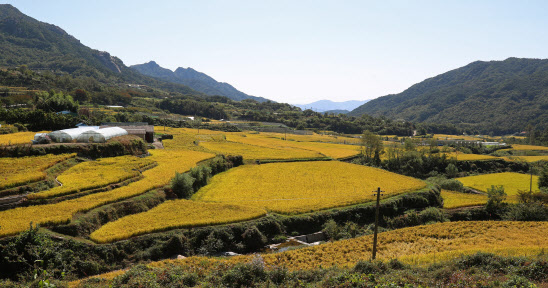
[48,127,99,143]
[101,122,154,143]
[76,127,128,143]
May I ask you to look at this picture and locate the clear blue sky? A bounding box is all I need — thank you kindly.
[2,0,548,104]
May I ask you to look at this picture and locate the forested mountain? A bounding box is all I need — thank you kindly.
[293,99,369,112]
[350,58,548,134]
[0,4,200,96]
[131,61,269,102]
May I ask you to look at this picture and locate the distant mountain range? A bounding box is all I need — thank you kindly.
[131,61,269,102]
[350,57,548,134]
[293,100,370,113]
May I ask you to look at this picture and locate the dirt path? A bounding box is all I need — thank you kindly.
[152,139,164,149]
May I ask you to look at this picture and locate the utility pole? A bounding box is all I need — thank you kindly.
[371,187,384,260]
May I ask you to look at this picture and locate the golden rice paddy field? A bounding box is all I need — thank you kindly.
[503,144,548,151]
[27,156,155,199]
[441,189,487,209]
[0,150,214,237]
[0,131,49,145]
[433,134,486,141]
[90,200,267,243]
[193,161,426,214]
[0,154,76,190]
[503,155,548,162]
[200,140,323,160]
[226,133,360,159]
[457,172,539,203]
[261,132,362,145]
[443,152,501,161]
[153,221,548,270]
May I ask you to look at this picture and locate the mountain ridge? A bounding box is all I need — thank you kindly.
[131,61,269,102]
[0,4,201,96]
[349,57,548,134]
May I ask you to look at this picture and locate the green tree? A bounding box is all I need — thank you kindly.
[445,163,459,178]
[361,130,383,164]
[170,172,195,199]
[486,185,506,213]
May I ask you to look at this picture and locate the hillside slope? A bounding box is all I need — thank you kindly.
[131,61,269,102]
[0,4,199,95]
[350,58,548,134]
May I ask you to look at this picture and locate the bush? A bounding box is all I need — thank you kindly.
[170,172,195,199]
[189,165,212,192]
[241,226,267,252]
[503,202,548,221]
[426,176,464,192]
[353,260,386,274]
[221,257,267,288]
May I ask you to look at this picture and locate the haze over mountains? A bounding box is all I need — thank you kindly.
[350,58,548,134]
[293,100,370,113]
[131,61,268,102]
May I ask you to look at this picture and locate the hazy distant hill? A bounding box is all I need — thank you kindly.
[131,61,269,102]
[0,4,199,95]
[294,99,369,112]
[350,58,548,134]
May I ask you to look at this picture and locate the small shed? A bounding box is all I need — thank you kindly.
[48,127,99,143]
[76,127,128,143]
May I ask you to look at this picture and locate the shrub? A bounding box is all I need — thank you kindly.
[353,260,386,274]
[221,257,267,288]
[426,176,464,192]
[241,226,267,252]
[503,202,548,221]
[170,172,195,199]
[189,165,212,192]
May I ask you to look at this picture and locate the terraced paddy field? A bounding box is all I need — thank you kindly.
[199,140,323,160]
[457,172,539,203]
[504,155,548,162]
[90,200,267,243]
[0,149,214,237]
[226,133,360,159]
[0,131,49,145]
[0,153,76,190]
[28,155,155,199]
[441,189,487,209]
[193,161,426,214]
[82,221,548,280]
[503,144,548,151]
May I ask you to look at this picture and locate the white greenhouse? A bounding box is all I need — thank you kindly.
[48,127,99,143]
[76,127,128,143]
